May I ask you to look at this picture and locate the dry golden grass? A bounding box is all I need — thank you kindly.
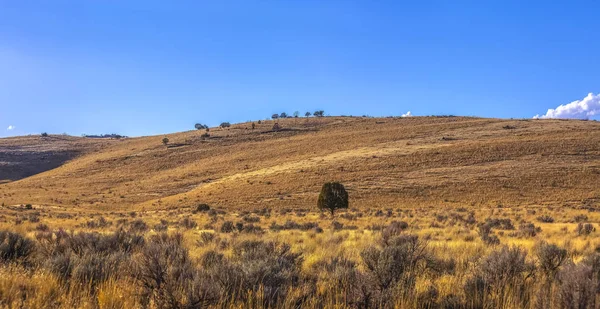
[1,202,600,308]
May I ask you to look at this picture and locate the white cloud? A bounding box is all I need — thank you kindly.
[6,125,15,130]
[401,111,412,117]
[534,93,600,119]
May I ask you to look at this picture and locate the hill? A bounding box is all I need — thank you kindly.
[1,116,599,211]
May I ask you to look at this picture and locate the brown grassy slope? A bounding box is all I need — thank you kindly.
[0,135,114,183]
[1,116,599,211]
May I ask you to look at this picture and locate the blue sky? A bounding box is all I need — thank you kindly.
[1,1,599,137]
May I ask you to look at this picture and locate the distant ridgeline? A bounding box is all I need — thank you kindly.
[82,134,126,139]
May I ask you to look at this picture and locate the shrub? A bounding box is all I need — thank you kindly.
[162,137,169,145]
[517,222,540,238]
[269,220,319,231]
[37,229,144,259]
[577,223,595,236]
[41,132,49,137]
[134,233,215,308]
[487,248,528,280]
[242,215,260,223]
[360,235,430,294]
[179,217,197,229]
[235,222,244,232]
[536,242,568,279]
[574,214,589,223]
[466,246,535,308]
[317,182,349,216]
[35,223,49,232]
[481,218,514,230]
[153,222,168,232]
[86,216,111,229]
[71,252,127,290]
[220,221,235,233]
[478,224,500,245]
[537,215,555,223]
[556,263,597,308]
[332,221,344,230]
[196,204,210,212]
[202,240,303,306]
[39,230,144,290]
[339,212,357,220]
[129,219,148,233]
[0,230,36,264]
[382,221,409,245]
[197,232,216,246]
[45,252,74,282]
[219,122,231,128]
[245,223,264,234]
[310,256,365,306]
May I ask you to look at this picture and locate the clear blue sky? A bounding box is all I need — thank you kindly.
[1,1,599,137]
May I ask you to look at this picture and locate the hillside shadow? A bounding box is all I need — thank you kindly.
[0,149,80,182]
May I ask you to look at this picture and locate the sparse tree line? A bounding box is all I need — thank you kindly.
[272,110,324,119]
[82,134,126,139]
[192,110,325,132]
[182,110,326,144]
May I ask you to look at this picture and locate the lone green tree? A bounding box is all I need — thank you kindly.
[162,137,169,146]
[317,182,349,217]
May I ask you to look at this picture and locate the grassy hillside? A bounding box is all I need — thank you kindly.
[2,116,600,309]
[1,116,599,211]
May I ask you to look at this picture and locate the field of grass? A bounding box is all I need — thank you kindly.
[1,116,600,308]
[1,202,600,308]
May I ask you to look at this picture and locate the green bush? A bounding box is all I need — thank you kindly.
[317,182,349,216]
